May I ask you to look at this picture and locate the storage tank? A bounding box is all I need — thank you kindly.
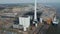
[53,16,59,25]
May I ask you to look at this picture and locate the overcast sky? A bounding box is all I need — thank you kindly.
[0,0,60,4]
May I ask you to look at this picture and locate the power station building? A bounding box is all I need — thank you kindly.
[19,16,30,31]
[13,16,30,31]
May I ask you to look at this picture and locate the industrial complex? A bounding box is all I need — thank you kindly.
[0,0,59,34]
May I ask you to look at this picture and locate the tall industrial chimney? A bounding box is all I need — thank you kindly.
[33,0,38,27]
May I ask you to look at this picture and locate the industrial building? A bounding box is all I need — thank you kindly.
[13,16,30,31]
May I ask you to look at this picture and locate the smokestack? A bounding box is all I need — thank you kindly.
[34,0,37,20]
[33,0,38,27]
